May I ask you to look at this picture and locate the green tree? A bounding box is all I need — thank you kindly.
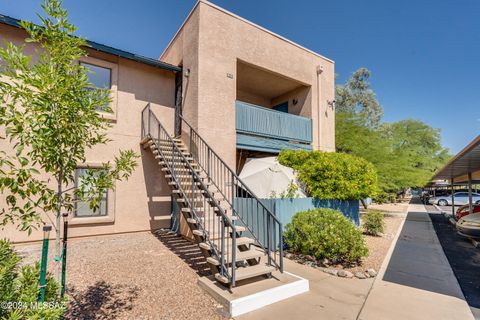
[335,68,383,128]
[279,150,378,200]
[0,0,138,281]
[335,68,451,196]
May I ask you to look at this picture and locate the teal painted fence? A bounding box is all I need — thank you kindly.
[235,101,312,143]
[234,197,360,247]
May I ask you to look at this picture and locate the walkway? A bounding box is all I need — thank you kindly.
[358,201,474,320]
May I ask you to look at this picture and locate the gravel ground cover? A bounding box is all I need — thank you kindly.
[16,230,228,320]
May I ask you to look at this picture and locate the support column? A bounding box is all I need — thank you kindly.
[468,172,473,215]
[451,178,455,219]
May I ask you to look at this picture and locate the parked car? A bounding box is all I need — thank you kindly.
[456,213,480,239]
[455,204,480,220]
[429,192,480,206]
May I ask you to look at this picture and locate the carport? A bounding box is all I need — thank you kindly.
[431,135,480,217]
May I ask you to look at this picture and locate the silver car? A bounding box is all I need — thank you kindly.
[430,192,480,206]
[457,213,480,239]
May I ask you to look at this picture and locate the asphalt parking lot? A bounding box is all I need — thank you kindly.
[428,210,480,319]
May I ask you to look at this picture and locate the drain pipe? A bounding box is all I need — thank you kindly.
[316,66,323,150]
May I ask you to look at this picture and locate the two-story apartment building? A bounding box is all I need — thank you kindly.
[1,1,335,249]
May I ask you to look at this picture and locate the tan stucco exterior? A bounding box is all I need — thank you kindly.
[162,1,335,168]
[0,23,176,242]
[1,0,335,242]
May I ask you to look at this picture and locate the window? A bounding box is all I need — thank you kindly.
[81,62,112,111]
[74,168,108,217]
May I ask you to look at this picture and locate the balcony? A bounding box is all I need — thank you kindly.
[235,101,312,153]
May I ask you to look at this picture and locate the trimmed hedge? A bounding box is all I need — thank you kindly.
[278,150,378,200]
[284,208,368,264]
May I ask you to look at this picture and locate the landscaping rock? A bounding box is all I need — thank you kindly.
[322,268,338,276]
[305,255,315,262]
[337,270,354,278]
[285,252,293,259]
[355,272,367,279]
[366,268,377,277]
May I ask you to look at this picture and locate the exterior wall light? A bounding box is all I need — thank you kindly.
[328,99,336,110]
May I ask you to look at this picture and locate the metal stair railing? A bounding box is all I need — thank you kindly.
[178,114,284,272]
[141,104,238,285]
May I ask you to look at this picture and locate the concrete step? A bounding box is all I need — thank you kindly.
[215,264,276,284]
[207,249,263,266]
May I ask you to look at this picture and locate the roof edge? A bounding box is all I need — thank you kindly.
[160,0,335,64]
[0,13,181,73]
[432,135,480,180]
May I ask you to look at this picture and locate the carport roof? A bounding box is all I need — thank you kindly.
[432,135,480,181]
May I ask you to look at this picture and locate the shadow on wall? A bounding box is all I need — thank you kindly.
[111,56,176,109]
[141,148,172,231]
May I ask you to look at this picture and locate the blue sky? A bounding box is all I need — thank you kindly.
[1,0,479,153]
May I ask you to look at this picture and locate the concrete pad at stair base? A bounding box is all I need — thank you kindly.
[358,203,474,320]
[197,271,309,317]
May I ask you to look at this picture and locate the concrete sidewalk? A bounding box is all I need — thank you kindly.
[358,202,474,320]
[237,259,374,320]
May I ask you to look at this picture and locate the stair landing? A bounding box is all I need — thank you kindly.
[198,270,308,317]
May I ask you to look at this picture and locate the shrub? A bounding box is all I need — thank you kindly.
[278,150,378,200]
[362,210,385,236]
[284,208,368,264]
[0,239,66,319]
[277,149,310,170]
[372,192,389,204]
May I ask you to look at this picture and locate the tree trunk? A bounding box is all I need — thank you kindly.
[360,199,368,210]
[55,168,63,284]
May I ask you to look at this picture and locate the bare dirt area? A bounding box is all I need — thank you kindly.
[16,231,228,320]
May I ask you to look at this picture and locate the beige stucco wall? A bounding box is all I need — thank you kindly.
[0,24,177,243]
[162,1,335,169]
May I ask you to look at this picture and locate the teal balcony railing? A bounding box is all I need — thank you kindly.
[235,101,312,144]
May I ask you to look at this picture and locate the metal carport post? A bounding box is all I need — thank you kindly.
[468,172,473,215]
[451,179,455,218]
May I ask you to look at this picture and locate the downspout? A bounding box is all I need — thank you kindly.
[316,66,323,150]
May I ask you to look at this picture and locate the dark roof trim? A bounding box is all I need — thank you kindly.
[431,135,480,181]
[0,14,181,73]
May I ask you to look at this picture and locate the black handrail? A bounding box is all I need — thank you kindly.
[142,104,237,284]
[178,114,283,272]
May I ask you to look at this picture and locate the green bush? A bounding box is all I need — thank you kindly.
[284,208,368,264]
[277,149,310,169]
[278,150,378,200]
[372,192,389,204]
[0,239,66,319]
[362,210,385,236]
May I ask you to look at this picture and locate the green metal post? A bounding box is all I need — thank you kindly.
[60,215,69,298]
[39,225,52,302]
